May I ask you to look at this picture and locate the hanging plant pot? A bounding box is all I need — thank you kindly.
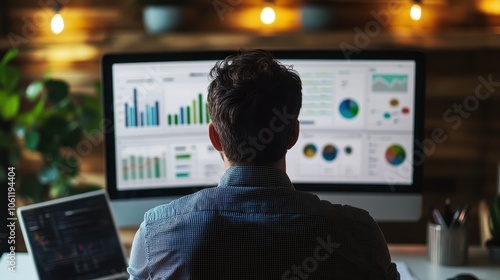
[300,5,334,31]
[143,5,183,34]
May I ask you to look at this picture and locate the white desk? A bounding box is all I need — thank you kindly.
[1,245,499,280]
[390,245,500,280]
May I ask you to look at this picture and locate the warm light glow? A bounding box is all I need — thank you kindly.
[51,13,64,34]
[478,0,500,16]
[410,4,422,21]
[260,6,276,25]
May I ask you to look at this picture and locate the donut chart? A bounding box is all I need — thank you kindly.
[339,99,359,119]
[385,144,406,166]
[322,144,338,162]
[303,144,317,158]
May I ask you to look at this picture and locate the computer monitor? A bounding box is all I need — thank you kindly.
[101,50,425,227]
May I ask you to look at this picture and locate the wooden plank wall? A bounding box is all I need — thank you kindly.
[2,0,500,244]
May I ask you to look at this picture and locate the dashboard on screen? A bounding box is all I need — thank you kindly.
[102,51,424,200]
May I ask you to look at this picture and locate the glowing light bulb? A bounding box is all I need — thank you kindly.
[410,4,422,21]
[51,13,64,34]
[260,6,276,25]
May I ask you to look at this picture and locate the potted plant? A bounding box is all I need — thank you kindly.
[487,195,500,264]
[300,0,335,31]
[0,49,102,204]
[134,0,190,34]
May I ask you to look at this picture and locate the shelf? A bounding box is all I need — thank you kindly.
[104,29,500,52]
[3,28,500,56]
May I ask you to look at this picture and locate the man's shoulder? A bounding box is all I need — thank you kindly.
[143,190,206,222]
[142,187,375,226]
[315,197,374,224]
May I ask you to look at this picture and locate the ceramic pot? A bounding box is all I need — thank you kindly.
[300,5,334,31]
[143,5,182,34]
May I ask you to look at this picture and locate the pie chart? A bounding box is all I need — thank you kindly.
[322,144,338,162]
[339,99,359,119]
[303,144,317,158]
[385,144,406,166]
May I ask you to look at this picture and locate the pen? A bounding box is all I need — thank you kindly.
[458,204,470,227]
[432,209,447,227]
[444,198,453,226]
[448,206,462,228]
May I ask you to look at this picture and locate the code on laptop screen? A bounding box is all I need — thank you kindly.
[20,194,127,280]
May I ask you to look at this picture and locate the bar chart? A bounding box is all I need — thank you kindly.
[166,93,210,126]
[124,88,161,128]
[121,146,167,184]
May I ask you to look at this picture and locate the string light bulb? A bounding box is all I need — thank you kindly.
[51,1,64,34]
[410,0,422,21]
[260,0,276,25]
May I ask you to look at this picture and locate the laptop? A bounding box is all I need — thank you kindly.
[17,190,129,280]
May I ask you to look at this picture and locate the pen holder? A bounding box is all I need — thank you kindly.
[427,223,468,266]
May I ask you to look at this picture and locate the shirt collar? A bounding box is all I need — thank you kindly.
[218,165,295,190]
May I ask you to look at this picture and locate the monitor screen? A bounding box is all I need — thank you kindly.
[102,50,424,224]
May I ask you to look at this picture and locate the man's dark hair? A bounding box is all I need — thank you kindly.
[208,49,302,164]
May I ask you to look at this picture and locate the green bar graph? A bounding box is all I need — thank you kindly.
[166,93,210,126]
[146,158,152,179]
[138,156,144,179]
[154,157,160,178]
[122,151,167,183]
[122,159,128,181]
[176,154,191,160]
[193,99,197,125]
[163,153,167,179]
[198,93,203,124]
[130,155,136,180]
[176,173,190,178]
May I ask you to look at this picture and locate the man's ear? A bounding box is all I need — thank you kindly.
[209,123,223,152]
[287,120,300,149]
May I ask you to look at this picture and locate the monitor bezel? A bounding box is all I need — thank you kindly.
[101,50,425,200]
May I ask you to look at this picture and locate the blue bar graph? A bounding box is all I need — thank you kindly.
[124,88,160,128]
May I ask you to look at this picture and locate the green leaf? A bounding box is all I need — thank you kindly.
[45,80,69,107]
[25,130,41,150]
[26,80,44,101]
[65,154,80,177]
[51,154,80,178]
[79,95,101,130]
[18,98,46,126]
[0,131,12,148]
[16,112,36,127]
[38,164,60,185]
[1,49,18,66]
[37,136,60,159]
[68,184,102,196]
[8,147,21,166]
[42,115,69,135]
[94,80,102,96]
[19,175,45,203]
[49,178,72,199]
[14,125,25,138]
[60,126,83,147]
[0,88,8,100]
[1,95,20,120]
[32,98,45,116]
[0,65,20,91]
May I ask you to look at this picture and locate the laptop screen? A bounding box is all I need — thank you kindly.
[18,191,128,280]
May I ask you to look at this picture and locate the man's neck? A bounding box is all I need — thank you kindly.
[223,155,286,173]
